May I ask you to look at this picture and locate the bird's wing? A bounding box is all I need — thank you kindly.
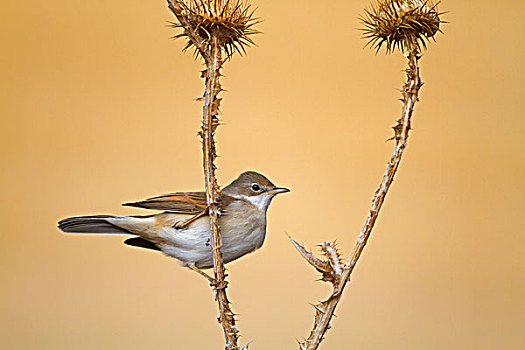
[123,191,208,214]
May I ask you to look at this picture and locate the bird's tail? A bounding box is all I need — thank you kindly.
[58,215,132,234]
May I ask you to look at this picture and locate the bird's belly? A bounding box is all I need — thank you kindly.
[221,225,266,266]
[157,215,266,269]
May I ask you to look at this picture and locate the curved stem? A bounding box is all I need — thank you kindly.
[299,36,422,350]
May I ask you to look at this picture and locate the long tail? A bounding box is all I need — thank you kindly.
[58,215,132,234]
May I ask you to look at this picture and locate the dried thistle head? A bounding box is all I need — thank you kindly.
[172,0,259,57]
[361,0,443,53]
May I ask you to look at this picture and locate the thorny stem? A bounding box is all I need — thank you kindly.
[167,1,240,349]
[299,36,422,350]
[202,38,240,350]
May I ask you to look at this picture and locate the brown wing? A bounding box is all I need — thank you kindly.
[123,191,208,214]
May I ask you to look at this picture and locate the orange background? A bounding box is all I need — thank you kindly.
[1,0,524,349]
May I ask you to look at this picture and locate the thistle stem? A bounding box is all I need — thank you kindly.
[201,37,240,350]
[299,35,422,350]
[166,1,241,348]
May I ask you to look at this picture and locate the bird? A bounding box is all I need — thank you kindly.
[58,171,289,270]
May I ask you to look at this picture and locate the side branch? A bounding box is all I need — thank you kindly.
[166,0,207,57]
[293,37,423,350]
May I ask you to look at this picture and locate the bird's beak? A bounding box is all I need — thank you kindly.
[268,187,290,195]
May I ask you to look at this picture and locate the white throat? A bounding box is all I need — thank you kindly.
[237,193,274,211]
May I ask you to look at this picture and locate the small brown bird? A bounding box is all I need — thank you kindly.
[58,171,289,269]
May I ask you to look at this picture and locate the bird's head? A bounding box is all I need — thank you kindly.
[222,171,289,211]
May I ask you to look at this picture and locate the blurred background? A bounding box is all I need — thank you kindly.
[1,0,524,349]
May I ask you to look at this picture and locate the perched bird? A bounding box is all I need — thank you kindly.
[58,171,289,269]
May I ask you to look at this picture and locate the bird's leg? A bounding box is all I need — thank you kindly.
[173,208,209,229]
[187,262,216,285]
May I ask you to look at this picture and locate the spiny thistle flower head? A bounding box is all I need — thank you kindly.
[172,0,259,57]
[361,0,443,53]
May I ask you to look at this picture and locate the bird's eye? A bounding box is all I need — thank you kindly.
[251,184,260,191]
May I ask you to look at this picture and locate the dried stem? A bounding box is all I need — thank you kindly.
[294,35,423,350]
[202,38,240,350]
[167,1,241,349]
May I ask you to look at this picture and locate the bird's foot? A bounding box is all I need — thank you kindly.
[173,209,209,229]
[187,263,216,285]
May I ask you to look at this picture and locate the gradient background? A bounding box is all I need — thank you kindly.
[2,0,524,349]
